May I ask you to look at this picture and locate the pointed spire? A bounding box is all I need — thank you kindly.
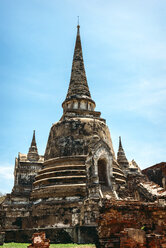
[65,25,92,101]
[119,136,122,149]
[117,136,129,169]
[27,130,39,161]
[31,130,37,147]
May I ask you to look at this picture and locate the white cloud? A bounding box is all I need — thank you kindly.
[0,163,14,193]
[0,163,14,180]
[100,78,166,124]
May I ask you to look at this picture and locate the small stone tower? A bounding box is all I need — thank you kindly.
[27,130,39,161]
[12,131,43,197]
[1,131,43,231]
[117,136,129,174]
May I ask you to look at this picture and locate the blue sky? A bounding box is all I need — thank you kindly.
[0,0,166,193]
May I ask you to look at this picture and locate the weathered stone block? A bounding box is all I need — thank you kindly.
[0,232,5,246]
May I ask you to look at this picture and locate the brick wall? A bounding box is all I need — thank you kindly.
[98,200,166,248]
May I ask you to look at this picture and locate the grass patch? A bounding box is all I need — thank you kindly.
[2,243,96,248]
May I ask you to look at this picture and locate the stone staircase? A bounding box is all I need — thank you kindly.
[140,181,166,199]
[101,185,118,200]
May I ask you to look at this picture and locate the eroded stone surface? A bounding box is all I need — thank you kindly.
[0,232,5,245]
[45,118,115,160]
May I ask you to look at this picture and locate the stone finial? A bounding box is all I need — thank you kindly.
[27,130,39,161]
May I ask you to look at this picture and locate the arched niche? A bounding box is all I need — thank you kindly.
[93,145,113,187]
[97,158,108,186]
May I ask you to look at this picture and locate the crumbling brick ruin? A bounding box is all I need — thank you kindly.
[28,232,50,248]
[98,200,166,247]
[0,25,166,247]
[142,162,166,189]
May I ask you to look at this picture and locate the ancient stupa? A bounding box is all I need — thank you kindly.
[31,24,125,201]
[0,25,165,244]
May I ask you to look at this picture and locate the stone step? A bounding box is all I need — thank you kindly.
[140,181,166,197]
[115,178,126,184]
[38,164,86,175]
[36,169,86,180]
[101,185,117,200]
[113,171,126,179]
[113,167,124,173]
[34,175,87,187]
